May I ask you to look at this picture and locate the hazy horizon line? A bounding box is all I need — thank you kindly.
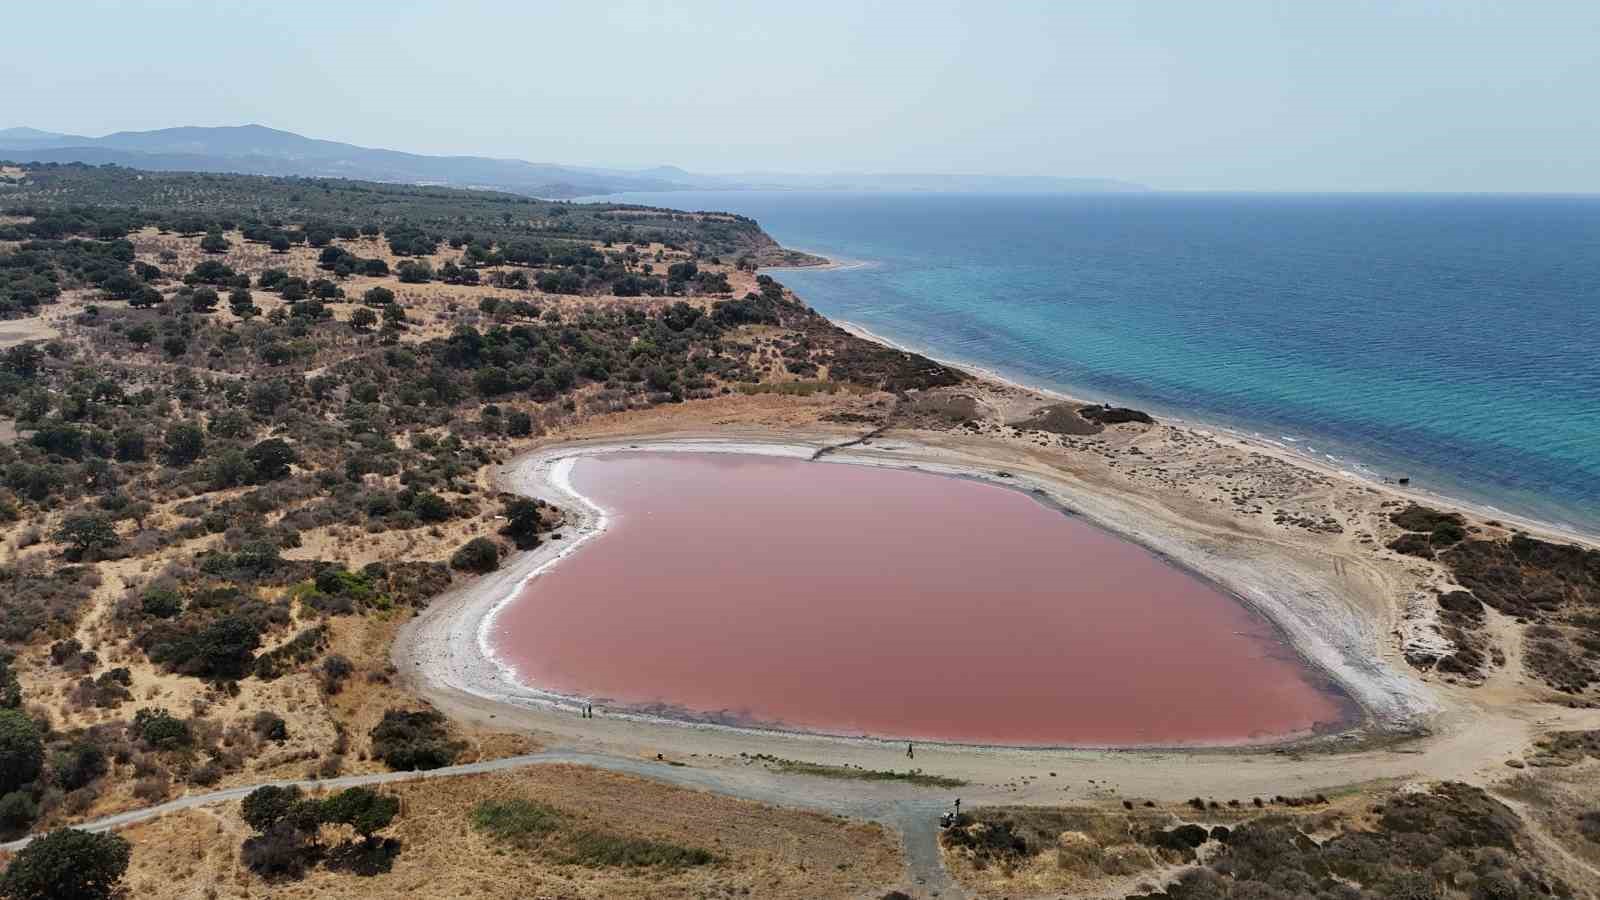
[6,121,1600,198]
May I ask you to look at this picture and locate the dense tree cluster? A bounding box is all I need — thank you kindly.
[239,784,400,879]
[0,239,131,317]
[8,165,778,258]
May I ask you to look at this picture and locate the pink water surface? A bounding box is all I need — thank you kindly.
[489,452,1353,746]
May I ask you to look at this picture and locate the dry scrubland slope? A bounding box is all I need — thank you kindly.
[0,163,942,895]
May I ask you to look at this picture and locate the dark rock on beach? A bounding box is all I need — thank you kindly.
[1079,404,1156,425]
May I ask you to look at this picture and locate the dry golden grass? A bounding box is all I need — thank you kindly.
[118,765,901,899]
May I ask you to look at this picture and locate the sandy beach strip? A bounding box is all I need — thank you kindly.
[833,319,1599,549]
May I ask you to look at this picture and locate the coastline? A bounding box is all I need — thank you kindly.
[758,248,874,273]
[387,232,1600,822]
[398,437,1429,754]
[387,348,1600,816]
[831,317,1600,549]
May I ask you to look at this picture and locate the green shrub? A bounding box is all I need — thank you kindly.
[163,422,206,467]
[409,491,451,523]
[500,498,548,549]
[0,828,131,900]
[139,589,183,619]
[320,787,398,839]
[1431,521,1467,546]
[1387,533,1434,559]
[0,791,39,834]
[241,785,318,834]
[1390,504,1466,534]
[247,439,296,482]
[143,614,263,680]
[0,709,44,794]
[368,709,461,771]
[53,514,118,560]
[52,741,107,791]
[252,711,289,743]
[0,656,20,709]
[449,537,499,573]
[131,707,190,750]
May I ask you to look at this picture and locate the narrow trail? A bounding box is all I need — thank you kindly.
[0,748,967,898]
[1494,793,1600,889]
[811,424,892,460]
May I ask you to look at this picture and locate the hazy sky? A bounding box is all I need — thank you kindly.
[8,1,1600,192]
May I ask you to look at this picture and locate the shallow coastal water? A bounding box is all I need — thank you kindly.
[489,452,1351,746]
[598,191,1600,535]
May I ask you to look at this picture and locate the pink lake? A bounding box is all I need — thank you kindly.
[489,452,1354,746]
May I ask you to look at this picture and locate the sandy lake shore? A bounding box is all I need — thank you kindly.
[395,419,1600,801]
[403,437,1415,744]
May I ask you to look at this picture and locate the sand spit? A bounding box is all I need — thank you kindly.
[397,436,1435,753]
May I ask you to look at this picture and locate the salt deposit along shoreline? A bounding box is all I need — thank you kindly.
[397,435,1432,753]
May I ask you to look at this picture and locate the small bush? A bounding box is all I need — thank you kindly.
[132,707,190,750]
[1387,532,1435,559]
[0,790,39,833]
[252,711,289,743]
[449,537,500,573]
[368,709,461,771]
[1390,504,1465,534]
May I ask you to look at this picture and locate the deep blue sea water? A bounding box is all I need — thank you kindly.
[602,191,1600,534]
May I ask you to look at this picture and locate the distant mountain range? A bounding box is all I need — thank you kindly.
[0,124,1146,199]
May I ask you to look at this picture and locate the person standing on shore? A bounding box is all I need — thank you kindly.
[907,742,914,760]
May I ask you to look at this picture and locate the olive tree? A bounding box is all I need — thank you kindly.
[0,829,131,900]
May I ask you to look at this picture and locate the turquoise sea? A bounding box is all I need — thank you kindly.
[602,191,1600,535]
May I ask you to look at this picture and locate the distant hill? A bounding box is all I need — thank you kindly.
[0,126,95,148]
[0,124,1146,198]
[0,124,700,199]
[719,171,1148,193]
